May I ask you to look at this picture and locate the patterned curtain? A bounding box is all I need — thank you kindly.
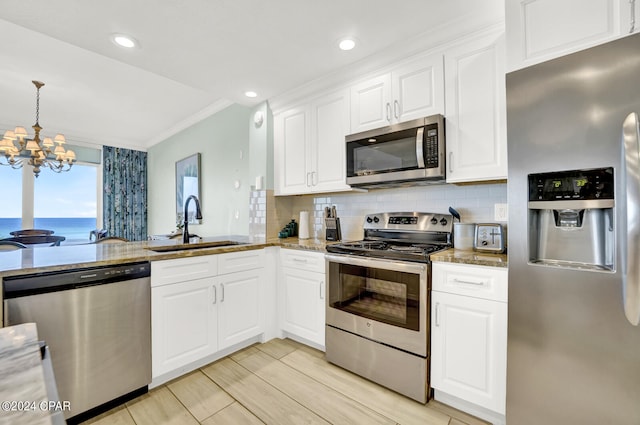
[103,146,148,241]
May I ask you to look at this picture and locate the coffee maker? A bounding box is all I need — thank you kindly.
[528,168,614,271]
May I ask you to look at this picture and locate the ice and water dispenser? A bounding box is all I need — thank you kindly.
[528,167,614,271]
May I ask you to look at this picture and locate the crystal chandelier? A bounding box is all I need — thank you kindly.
[0,80,75,177]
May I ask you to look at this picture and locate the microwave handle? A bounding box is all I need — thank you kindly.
[416,127,425,168]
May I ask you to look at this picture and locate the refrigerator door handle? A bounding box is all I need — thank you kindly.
[622,112,640,326]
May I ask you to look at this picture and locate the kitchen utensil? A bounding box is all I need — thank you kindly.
[448,206,461,222]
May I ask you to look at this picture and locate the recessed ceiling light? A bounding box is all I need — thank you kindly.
[111,34,138,49]
[338,38,356,51]
[245,91,258,98]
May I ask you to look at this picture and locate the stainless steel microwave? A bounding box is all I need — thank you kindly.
[345,114,445,188]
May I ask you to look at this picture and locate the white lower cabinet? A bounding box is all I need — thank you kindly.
[279,249,326,349]
[217,268,263,350]
[431,262,508,423]
[151,250,265,381]
[152,276,218,377]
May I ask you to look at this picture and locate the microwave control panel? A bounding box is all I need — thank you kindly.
[528,167,614,201]
[425,126,439,168]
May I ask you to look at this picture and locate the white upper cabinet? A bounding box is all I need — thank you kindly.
[311,90,351,191]
[274,106,310,195]
[350,54,444,133]
[445,29,507,183]
[274,89,351,196]
[506,0,638,71]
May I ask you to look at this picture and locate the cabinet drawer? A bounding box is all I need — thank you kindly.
[151,256,218,287]
[218,249,265,275]
[432,262,507,302]
[280,249,325,273]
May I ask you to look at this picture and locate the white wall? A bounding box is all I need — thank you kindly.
[147,104,251,237]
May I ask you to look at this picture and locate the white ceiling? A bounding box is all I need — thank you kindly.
[0,0,503,150]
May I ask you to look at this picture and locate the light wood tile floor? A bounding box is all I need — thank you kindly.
[82,338,489,425]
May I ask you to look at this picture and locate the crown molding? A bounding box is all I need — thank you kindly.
[145,98,234,148]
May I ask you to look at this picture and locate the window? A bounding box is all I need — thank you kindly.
[0,162,101,243]
[34,165,99,243]
[0,166,23,238]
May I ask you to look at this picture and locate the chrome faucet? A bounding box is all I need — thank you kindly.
[183,195,203,243]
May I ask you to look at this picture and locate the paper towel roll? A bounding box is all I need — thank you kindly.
[299,211,310,239]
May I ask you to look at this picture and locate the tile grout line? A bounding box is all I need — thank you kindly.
[224,352,329,424]
[163,382,208,425]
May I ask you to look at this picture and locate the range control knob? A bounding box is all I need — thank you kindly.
[440,218,448,226]
[373,216,380,223]
[430,217,438,225]
[366,217,373,223]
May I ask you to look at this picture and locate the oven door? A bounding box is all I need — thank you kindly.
[325,254,429,356]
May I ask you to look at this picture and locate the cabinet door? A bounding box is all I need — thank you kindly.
[310,89,351,192]
[280,267,325,347]
[217,269,263,350]
[445,30,507,183]
[506,0,627,71]
[391,55,444,122]
[431,291,507,414]
[152,278,218,377]
[274,106,311,195]
[350,73,392,133]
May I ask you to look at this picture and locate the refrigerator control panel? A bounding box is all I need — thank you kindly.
[529,167,614,201]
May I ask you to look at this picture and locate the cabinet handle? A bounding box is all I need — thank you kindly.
[453,277,486,286]
[394,100,400,119]
[306,172,311,187]
[212,285,217,304]
[293,257,308,263]
[631,0,636,33]
[449,152,453,173]
[220,283,225,302]
[320,281,324,299]
[435,302,440,327]
[311,171,317,186]
[386,103,392,122]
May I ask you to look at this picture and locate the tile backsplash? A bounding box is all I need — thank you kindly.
[275,183,507,241]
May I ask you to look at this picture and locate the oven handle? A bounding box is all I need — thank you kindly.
[325,254,427,274]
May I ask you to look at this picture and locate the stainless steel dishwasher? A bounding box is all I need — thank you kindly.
[3,262,151,422]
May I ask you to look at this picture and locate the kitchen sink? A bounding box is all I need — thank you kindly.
[146,240,244,252]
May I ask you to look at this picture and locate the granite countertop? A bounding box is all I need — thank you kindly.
[0,237,503,278]
[0,323,52,425]
[0,236,329,278]
[430,248,508,268]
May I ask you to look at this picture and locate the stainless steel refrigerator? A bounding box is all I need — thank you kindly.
[506,33,640,424]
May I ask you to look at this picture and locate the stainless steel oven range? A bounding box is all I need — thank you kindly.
[325,212,452,403]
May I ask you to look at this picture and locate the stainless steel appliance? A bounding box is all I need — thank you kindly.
[325,212,452,402]
[473,223,505,253]
[507,33,640,424]
[346,115,445,188]
[3,262,151,422]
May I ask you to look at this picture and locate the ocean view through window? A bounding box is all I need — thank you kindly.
[0,164,99,243]
[0,166,22,238]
